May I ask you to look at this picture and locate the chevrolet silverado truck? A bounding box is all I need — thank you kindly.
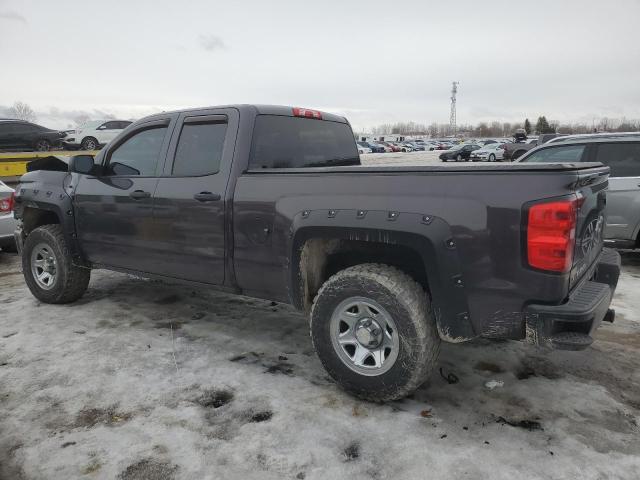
[12,105,620,402]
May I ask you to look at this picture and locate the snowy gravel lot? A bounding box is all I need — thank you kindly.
[1,250,639,480]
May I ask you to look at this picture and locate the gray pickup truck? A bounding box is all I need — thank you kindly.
[12,105,620,401]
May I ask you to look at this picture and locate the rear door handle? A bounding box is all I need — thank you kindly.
[193,191,221,202]
[129,190,151,199]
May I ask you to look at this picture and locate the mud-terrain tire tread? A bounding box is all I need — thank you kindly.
[22,224,90,303]
[310,263,440,402]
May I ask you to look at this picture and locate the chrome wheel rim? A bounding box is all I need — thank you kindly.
[31,243,58,290]
[330,297,400,376]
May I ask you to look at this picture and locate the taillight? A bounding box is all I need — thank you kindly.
[292,107,322,120]
[0,193,15,214]
[527,197,578,272]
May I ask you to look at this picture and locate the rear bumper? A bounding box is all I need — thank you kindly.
[525,248,620,350]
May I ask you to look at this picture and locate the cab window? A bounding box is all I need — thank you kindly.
[105,126,167,176]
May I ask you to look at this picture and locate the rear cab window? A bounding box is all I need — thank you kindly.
[249,115,360,169]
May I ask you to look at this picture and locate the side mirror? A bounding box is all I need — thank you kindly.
[69,155,96,175]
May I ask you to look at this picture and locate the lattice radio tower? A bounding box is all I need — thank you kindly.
[450,81,459,136]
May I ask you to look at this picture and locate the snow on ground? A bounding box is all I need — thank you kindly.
[0,252,639,480]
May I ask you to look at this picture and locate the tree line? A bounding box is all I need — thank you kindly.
[363,115,640,138]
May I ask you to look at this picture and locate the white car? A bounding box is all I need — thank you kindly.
[63,119,132,150]
[469,142,505,162]
[357,144,372,154]
[0,180,17,252]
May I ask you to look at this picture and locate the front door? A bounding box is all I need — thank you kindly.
[594,141,640,243]
[151,108,239,284]
[73,117,175,271]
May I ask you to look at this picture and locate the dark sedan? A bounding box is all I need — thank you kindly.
[439,144,481,162]
[0,120,66,151]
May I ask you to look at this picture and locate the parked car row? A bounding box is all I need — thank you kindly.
[0,118,132,152]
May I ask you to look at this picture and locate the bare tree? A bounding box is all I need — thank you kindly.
[8,101,36,122]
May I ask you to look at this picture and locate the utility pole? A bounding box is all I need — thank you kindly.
[450,81,459,136]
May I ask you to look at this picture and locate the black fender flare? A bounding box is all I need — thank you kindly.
[13,172,85,263]
[287,208,477,342]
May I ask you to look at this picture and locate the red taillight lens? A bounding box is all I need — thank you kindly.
[292,107,322,120]
[0,193,14,213]
[527,197,578,272]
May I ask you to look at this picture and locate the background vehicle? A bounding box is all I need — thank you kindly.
[357,141,385,153]
[0,119,65,152]
[518,135,640,249]
[402,141,425,151]
[378,141,401,152]
[357,143,372,154]
[373,142,393,153]
[64,120,133,150]
[439,143,481,161]
[0,180,17,251]
[469,142,505,161]
[503,133,562,161]
[13,104,619,402]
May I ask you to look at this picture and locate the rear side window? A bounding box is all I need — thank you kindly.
[595,142,640,177]
[521,145,586,163]
[172,121,227,176]
[249,115,360,169]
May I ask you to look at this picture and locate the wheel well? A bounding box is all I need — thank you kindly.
[298,238,430,312]
[21,207,60,235]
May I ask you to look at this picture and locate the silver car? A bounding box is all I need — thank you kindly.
[518,134,640,249]
[0,180,17,251]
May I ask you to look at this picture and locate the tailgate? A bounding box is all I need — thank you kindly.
[569,166,610,290]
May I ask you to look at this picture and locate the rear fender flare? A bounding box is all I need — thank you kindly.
[287,208,476,342]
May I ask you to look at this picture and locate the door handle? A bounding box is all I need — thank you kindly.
[129,190,151,199]
[193,192,221,202]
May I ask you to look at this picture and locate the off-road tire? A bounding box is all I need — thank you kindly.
[22,224,90,303]
[310,263,440,402]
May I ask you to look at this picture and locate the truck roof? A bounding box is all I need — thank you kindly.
[141,104,349,124]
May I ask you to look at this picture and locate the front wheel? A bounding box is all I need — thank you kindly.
[488,154,496,162]
[22,224,90,303]
[456,154,463,161]
[34,139,51,151]
[81,137,99,150]
[310,264,440,402]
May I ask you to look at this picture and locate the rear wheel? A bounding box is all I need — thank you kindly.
[310,264,440,402]
[22,224,90,303]
[488,154,496,162]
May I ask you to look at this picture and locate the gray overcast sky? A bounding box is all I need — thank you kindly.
[1,0,640,130]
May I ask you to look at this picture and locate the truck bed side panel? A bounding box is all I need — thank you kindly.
[233,168,595,340]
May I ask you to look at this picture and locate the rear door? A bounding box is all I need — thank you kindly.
[73,117,175,271]
[150,107,239,284]
[95,121,122,145]
[593,141,640,243]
